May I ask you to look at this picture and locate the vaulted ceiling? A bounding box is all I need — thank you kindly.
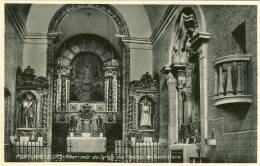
[8,4,169,37]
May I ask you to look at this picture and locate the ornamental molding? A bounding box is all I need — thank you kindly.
[213,54,251,66]
[150,5,178,45]
[129,72,159,91]
[16,66,48,90]
[7,4,209,48]
[5,6,56,42]
[48,4,129,36]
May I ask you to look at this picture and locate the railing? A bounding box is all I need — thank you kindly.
[213,54,251,106]
[190,157,208,163]
[107,141,168,163]
[5,143,51,162]
[5,141,207,163]
[5,141,168,162]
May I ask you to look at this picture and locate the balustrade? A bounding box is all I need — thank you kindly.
[213,54,251,106]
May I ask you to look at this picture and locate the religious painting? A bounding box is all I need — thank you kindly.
[70,53,104,101]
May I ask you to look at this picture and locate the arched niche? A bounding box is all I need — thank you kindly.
[127,72,159,142]
[138,95,155,130]
[162,5,209,146]
[52,34,121,118]
[13,66,49,144]
[16,91,37,129]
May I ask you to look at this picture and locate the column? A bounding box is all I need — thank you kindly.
[218,65,224,97]
[62,68,71,120]
[214,68,218,96]
[46,39,55,159]
[56,67,70,121]
[237,62,242,94]
[167,74,178,146]
[186,92,192,122]
[104,74,109,110]
[112,74,118,112]
[226,63,233,95]
[56,73,62,112]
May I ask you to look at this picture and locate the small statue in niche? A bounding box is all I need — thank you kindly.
[75,114,82,135]
[96,115,104,133]
[140,97,152,128]
[69,114,82,134]
[107,113,114,122]
[69,115,77,132]
[20,93,36,128]
[82,119,90,133]
[89,119,95,134]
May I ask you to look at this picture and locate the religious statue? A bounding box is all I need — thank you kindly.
[140,98,152,128]
[75,114,82,134]
[96,115,104,133]
[20,93,36,128]
[69,114,83,134]
[69,115,77,131]
[89,119,95,134]
[82,119,90,133]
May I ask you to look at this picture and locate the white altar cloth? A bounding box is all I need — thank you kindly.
[67,136,106,153]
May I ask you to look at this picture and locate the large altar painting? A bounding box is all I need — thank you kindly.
[70,53,104,101]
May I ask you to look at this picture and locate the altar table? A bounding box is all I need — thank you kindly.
[67,136,106,153]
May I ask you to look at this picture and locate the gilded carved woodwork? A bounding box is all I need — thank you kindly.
[128,72,159,142]
[47,4,130,142]
[15,66,48,144]
[50,35,122,139]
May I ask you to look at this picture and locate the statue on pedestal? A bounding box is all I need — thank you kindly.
[140,98,152,128]
[20,93,36,128]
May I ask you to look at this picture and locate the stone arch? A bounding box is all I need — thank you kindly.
[48,4,129,36]
[47,4,131,143]
[167,5,209,146]
[167,5,207,65]
[47,4,129,74]
[55,34,120,68]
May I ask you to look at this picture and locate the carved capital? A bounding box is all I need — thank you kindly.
[56,67,71,76]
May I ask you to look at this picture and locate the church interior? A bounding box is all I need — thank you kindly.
[4,4,257,163]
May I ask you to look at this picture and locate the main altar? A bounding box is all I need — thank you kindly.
[49,35,123,154]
